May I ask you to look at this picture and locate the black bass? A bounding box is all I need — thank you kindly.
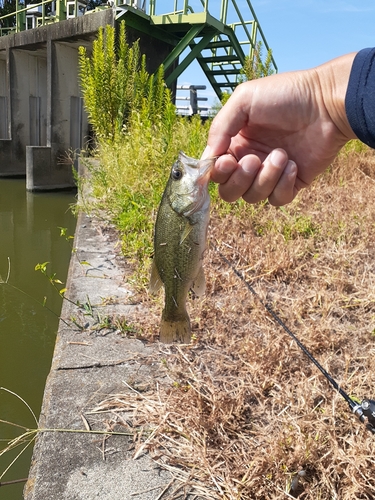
[149,152,216,343]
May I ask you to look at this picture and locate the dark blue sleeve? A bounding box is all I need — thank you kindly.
[345,47,375,149]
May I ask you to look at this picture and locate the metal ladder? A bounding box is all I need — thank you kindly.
[117,0,277,98]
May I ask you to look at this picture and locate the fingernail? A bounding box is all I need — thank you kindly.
[270,149,287,168]
[285,160,297,177]
[216,159,234,174]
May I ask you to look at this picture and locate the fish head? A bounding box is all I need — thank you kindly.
[167,151,216,217]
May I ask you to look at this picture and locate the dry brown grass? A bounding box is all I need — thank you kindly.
[99,146,375,499]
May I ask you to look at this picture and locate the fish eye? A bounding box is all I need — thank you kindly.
[172,168,183,180]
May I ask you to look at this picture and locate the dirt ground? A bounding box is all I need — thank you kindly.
[100,148,375,499]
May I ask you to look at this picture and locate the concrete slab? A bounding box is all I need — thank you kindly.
[24,213,190,500]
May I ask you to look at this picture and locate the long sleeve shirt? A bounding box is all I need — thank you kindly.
[345,47,375,148]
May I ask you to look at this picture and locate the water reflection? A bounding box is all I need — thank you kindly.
[0,179,76,499]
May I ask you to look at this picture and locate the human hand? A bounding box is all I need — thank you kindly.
[203,53,357,206]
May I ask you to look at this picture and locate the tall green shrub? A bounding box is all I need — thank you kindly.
[78,21,175,142]
[241,40,274,81]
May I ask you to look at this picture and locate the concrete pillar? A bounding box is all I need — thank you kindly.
[10,49,30,174]
[29,53,47,147]
[26,145,52,191]
[0,47,47,177]
[41,40,88,191]
[0,47,13,172]
[0,56,8,139]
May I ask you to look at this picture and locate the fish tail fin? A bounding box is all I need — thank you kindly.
[159,311,191,344]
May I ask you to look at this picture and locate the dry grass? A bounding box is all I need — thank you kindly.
[98,146,375,499]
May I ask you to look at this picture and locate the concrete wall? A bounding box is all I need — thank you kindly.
[0,11,106,188]
[0,47,13,170]
[12,49,47,144]
[0,57,8,140]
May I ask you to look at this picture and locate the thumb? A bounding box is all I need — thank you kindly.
[204,83,253,157]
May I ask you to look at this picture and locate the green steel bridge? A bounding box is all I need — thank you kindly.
[0,0,277,98]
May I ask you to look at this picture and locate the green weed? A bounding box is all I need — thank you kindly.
[79,22,175,143]
[279,212,319,241]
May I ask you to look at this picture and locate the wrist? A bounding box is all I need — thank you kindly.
[314,53,357,142]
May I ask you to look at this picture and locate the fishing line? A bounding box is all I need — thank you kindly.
[218,249,375,434]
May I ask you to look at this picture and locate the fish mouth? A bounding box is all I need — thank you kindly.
[177,152,217,217]
[179,151,217,183]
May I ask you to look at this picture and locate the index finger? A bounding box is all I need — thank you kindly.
[201,84,251,159]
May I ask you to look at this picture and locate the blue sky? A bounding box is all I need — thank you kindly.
[177,0,375,108]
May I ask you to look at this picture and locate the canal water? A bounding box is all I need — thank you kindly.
[0,179,77,500]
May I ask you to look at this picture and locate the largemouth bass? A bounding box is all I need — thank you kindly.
[149,152,216,343]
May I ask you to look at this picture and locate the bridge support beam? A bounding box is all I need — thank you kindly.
[26,146,52,191]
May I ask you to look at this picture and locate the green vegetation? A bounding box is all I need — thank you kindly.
[241,40,275,80]
[78,22,175,143]
[78,22,211,283]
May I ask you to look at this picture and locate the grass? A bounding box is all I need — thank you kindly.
[80,138,375,499]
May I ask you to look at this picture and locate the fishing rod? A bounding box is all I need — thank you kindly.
[219,250,375,434]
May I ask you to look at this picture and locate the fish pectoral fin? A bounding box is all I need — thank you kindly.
[191,266,206,296]
[180,221,194,245]
[149,260,163,294]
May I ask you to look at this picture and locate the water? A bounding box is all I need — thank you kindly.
[0,179,77,500]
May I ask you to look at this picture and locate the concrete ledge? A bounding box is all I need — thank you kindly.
[24,213,175,500]
[26,145,75,191]
[0,10,115,51]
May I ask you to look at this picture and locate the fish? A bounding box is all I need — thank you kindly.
[149,151,216,343]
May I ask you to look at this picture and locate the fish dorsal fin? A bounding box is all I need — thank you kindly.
[180,221,193,245]
[191,265,206,296]
[149,260,163,294]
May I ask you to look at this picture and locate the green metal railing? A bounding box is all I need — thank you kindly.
[147,0,277,95]
[148,0,277,76]
[147,0,275,64]
[0,0,85,36]
[0,0,277,96]
[149,0,208,16]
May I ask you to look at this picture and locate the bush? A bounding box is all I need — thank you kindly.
[78,21,175,143]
